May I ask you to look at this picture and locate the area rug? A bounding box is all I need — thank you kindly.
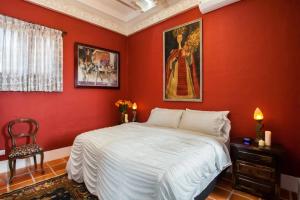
[0,174,98,200]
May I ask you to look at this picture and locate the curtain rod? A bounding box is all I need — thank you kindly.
[1,14,67,36]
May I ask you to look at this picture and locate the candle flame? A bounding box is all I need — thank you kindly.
[132,102,137,110]
[254,107,264,120]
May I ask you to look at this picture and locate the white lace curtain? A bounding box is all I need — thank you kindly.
[0,14,63,92]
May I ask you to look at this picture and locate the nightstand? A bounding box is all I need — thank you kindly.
[230,138,284,199]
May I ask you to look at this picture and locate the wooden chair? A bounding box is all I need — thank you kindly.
[8,118,44,183]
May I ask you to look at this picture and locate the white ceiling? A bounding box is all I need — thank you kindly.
[25,0,200,35]
[75,0,141,22]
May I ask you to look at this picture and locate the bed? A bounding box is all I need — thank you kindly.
[67,109,232,200]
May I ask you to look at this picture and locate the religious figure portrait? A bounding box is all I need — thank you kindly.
[163,20,202,102]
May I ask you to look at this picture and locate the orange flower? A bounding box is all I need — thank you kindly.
[115,99,133,111]
[125,100,132,108]
[115,99,124,107]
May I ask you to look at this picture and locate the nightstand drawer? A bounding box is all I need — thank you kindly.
[231,139,283,199]
[235,175,274,197]
[236,160,275,181]
[237,150,273,166]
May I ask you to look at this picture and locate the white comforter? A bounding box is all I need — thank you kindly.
[67,123,231,200]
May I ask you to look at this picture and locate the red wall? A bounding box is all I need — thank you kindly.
[128,0,300,176]
[0,0,128,154]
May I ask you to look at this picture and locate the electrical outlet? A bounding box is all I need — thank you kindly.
[0,150,5,156]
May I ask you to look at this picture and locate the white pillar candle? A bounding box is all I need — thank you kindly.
[265,131,272,146]
[258,139,265,147]
[125,114,129,123]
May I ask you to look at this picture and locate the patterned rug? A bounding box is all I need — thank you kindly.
[0,174,98,200]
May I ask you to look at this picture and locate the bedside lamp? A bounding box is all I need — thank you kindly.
[132,102,137,122]
[253,107,264,142]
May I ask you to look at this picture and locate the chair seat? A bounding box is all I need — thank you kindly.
[8,144,43,159]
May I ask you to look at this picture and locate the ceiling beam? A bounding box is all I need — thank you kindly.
[114,0,140,11]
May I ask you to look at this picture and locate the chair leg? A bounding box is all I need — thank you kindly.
[40,151,45,174]
[13,160,16,173]
[33,155,37,169]
[8,159,14,183]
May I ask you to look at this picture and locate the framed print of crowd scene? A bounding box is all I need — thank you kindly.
[163,19,202,102]
[74,43,120,88]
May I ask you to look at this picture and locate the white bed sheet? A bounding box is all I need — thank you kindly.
[67,123,231,200]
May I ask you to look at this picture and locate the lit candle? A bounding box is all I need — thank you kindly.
[132,102,137,122]
[258,139,265,147]
[265,131,272,146]
[132,102,137,110]
[254,107,264,120]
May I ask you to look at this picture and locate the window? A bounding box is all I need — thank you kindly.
[0,14,63,92]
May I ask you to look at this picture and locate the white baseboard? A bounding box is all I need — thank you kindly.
[298,179,300,200]
[0,145,299,196]
[0,146,72,173]
[281,174,300,194]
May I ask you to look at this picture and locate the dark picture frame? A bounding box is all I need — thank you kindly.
[74,42,120,88]
[163,19,202,102]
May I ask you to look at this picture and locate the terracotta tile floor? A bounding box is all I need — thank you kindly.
[0,156,297,200]
[0,156,68,194]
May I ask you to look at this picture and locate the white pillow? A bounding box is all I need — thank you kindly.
[179,109,230,137]
[146,108,184,128]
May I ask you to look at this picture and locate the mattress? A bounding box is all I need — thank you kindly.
[67,123,231,200]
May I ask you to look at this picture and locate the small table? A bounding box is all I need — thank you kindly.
[230,138,284,199]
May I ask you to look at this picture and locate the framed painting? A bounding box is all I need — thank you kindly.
[74,43,120,88]
[163,19,202,102]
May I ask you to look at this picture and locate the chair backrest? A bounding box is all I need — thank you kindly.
[8,118,39,148]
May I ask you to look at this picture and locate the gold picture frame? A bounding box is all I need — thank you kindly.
[163,19,202,102]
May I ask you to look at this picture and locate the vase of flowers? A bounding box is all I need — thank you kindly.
[115,100,132,123]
